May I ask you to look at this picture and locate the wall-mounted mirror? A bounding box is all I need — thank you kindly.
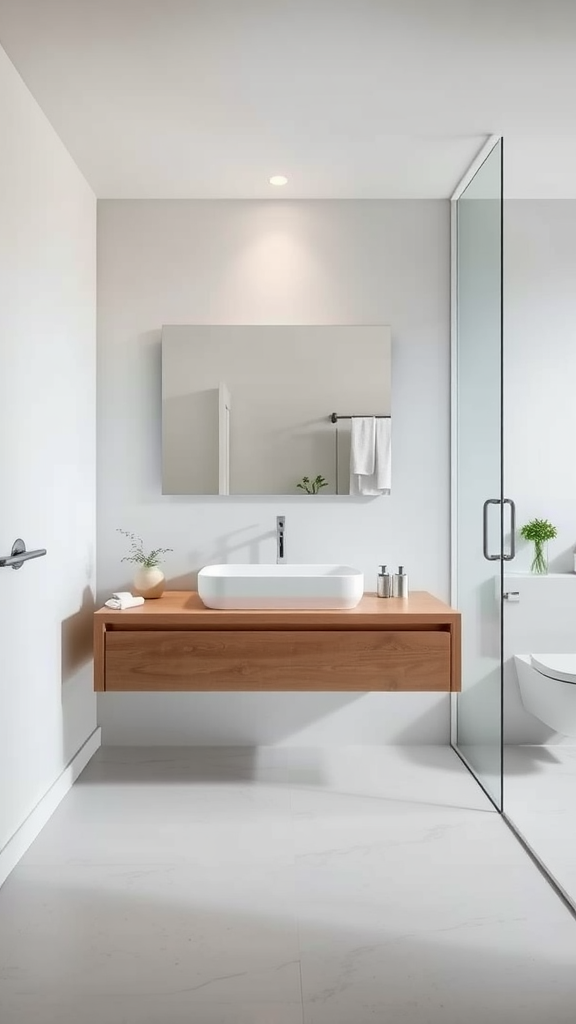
[162,325,391,496]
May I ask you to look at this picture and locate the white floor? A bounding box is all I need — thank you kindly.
[505,744,576,909]
[1,746,576,1024]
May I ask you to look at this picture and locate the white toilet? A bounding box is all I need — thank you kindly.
[514,654,576,735]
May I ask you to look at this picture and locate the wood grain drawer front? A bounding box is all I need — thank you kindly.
[104,630,451,692]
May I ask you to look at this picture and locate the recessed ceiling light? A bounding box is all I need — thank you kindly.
[269,175,288,186]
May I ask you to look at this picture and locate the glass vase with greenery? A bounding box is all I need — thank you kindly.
[519,518,557,575]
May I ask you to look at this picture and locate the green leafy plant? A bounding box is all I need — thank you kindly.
[519,518,557,574]
[117,530,173,568]
[297,475,328,495]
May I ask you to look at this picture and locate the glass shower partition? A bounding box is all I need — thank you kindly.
[451,139,507,809]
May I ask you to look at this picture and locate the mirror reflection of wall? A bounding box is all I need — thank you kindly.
[161,325,391,496]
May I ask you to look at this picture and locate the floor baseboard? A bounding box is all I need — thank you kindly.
[0,727,102,888]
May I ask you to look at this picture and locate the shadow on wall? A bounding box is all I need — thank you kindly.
[96,691,365,746]
[479,576,500,660]
[61,585,95,686]
[60,584,98,771]
[96,690,450,747]
[548,545,576,574]
[144,330,162,489]
[167,524,275,590]
[393,702,451,746]
[103,528,277,599]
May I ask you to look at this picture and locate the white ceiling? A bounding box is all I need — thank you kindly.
[0,0,575,199]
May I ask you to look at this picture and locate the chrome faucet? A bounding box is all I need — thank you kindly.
[276,515,286,564]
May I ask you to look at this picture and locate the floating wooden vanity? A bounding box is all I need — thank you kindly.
[94,591,460,693]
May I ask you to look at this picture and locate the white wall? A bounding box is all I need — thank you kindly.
[97,199,450,744]
[504,199,576,742]
[0,45,97,850]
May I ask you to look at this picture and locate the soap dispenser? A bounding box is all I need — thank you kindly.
[394,566,409,598]
[377,565,392,598]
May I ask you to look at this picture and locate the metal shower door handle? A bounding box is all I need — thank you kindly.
[482,498,517,562]
[503,498,516,561]
[482,499,501,561]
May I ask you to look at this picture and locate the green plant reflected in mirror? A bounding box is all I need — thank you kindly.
[296,475,328,494]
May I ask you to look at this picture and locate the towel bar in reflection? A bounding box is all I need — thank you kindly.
[330,413,391,493]
[329,413,391,423]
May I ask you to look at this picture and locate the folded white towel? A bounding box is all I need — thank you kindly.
[105,592,145,610]
[350,416,375,476]
[349,417,391,496]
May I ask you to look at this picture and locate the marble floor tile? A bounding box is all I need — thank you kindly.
[1,745,576,1024]
[299,934,576,1024]
[0,861,301,1011]
[0,995,304,1024]
[504,744,576,909]
[23,817,296,868]
[296,839,576,1021]
[64,778,293,826]
[292,755,576,1023]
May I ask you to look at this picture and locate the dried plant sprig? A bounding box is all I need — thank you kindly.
[117,529,173,569]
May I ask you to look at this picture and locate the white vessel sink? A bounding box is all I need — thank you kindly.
[198,564,364,610]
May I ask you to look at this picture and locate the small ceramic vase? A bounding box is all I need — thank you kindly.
[133,566,165,599]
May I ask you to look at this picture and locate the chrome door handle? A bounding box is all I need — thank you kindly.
[0,538,47,570]
[502,498,516,561]
[482,499,501,561]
